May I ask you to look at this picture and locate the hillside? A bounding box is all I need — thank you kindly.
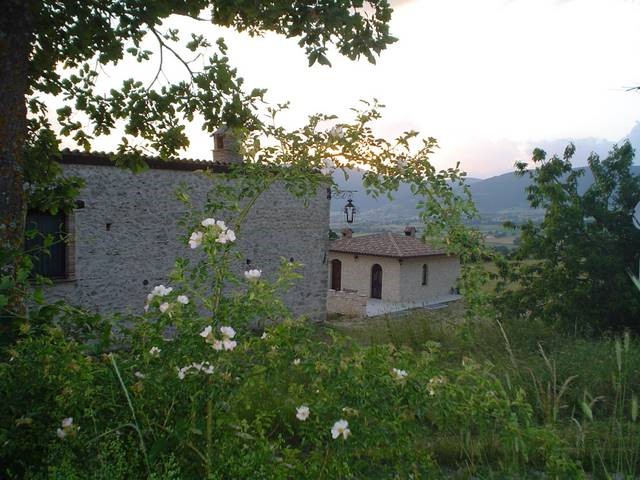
[330,165,640,229]
[331,124,640,229]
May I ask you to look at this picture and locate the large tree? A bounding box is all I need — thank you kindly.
[0,0,396,313]
[495,142,640,333]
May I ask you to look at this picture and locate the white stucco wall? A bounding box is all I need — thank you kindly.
[398,256,460,303]
[328,252,460,306]
[328,252,401,302]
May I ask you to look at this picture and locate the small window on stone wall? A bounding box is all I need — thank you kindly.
[422,264,428,286]
[25,210,73,280]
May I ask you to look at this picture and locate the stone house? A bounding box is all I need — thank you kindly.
[327,227,460,317]
[29,133,330,321]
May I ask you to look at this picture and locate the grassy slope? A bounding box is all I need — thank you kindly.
[326,303,640,477]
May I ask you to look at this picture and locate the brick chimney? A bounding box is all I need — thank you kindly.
[212,126,243,164]
[404,226,416,237]
[341,228,353,239]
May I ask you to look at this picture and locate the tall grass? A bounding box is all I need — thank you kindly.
[327,303,640,477]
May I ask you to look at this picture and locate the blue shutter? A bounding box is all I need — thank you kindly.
[25,211,66,278]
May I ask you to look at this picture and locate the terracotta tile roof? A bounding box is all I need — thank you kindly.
[58,149,230,172]
[57,149,323,175]
[329,232,447,258]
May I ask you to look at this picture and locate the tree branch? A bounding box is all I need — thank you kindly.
[150,27,195,79]
[147,35,164,91]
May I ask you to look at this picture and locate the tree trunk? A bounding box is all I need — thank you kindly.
[0,1,32,321]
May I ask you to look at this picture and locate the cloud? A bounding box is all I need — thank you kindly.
[437,135,624,179]
[436,139,526,179]
[531,138,614,163]
[502,0,575,4]
[389,0,417,6]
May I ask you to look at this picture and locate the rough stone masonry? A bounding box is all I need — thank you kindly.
[43,148,331,322]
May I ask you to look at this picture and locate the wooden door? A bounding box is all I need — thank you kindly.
[330,259,342,291]
[371,264,382,299]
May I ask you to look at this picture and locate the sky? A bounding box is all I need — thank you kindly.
[84,0,640,179]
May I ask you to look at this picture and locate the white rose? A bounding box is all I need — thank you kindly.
[188,231,204,249]
[177,295,189,305]
[220,326,236,339]
[244,269,262,281]
[296,405,310,421]
[222,339,237,351]
[392,368,408,380]
[331,419,351,440]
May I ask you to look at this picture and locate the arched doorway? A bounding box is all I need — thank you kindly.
[330,259,342,291]
[371,264,382,299]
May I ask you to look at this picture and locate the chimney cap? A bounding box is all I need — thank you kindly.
[404,226,417,237]
[214,126,230,136]
[341,228,353,238]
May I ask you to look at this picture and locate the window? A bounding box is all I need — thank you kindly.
[330,259,342,290]
[25,210,70,279]
[421,264,429,286]
[371,264,382,299]
[214,135,224,150]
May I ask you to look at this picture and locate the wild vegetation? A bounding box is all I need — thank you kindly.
[4,304,600,479]
[495,143,640,334]
[3,124,640,477]
[331,305,640,478]
[2,1,640,478]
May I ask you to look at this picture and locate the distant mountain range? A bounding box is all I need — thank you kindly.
[465,165,640,215]
[331,125,640,227]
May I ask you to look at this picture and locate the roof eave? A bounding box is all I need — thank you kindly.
[58,149,230,173]
[328,249,451,259]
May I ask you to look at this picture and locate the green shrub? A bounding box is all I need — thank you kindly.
[1,315,584,478]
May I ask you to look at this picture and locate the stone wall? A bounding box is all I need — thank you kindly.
[327,289,367,317]
[45,162,330,321]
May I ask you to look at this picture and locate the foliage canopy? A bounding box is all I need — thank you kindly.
[496,142,640,333]
[24,0,395,166]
